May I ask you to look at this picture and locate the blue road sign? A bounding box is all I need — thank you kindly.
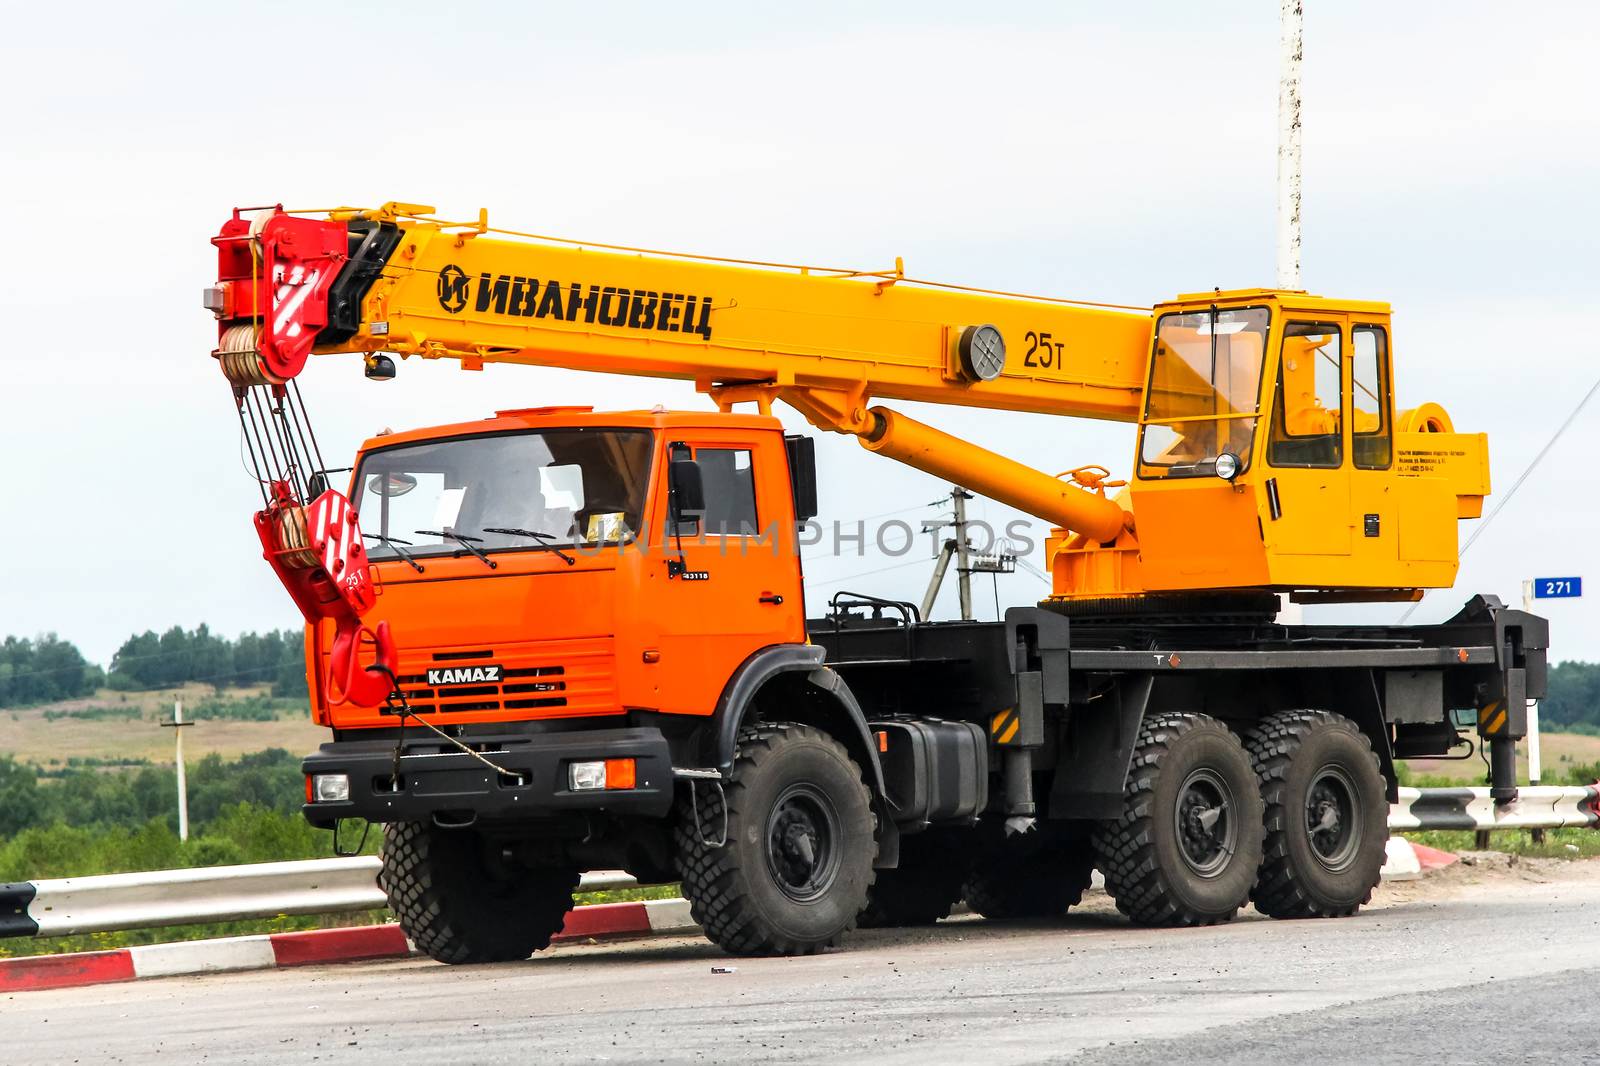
[1533,577,1582,599]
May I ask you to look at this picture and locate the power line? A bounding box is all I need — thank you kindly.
[1399,371,1600,623]
[803,557,931,588]
[1014,557,1054,586]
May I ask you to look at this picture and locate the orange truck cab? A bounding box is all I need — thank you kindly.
[301,408,898,867]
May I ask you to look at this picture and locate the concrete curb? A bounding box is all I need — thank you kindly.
[0,898,698,994]
[1381,836,1424,881]
[1409,842,1460,871]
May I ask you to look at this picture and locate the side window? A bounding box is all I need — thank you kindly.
[1352,326,1392,469]
[1268,322,1343,468]
[696,448,759,536]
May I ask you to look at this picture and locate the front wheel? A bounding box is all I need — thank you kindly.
[379,822,579,964]
[1093,712,1264,926]
[1246,710,1388,919]
[675,723,877,955]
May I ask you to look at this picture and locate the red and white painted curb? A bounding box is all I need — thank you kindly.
[1379,836,1461,880]
[0,897,697,994]
[1,844,1460,995]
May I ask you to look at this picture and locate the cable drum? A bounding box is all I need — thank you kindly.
[217,323,274,387]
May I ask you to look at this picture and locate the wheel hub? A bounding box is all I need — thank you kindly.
[1173,768,1237,878]
[765,784,841,903]
[1305,765,1361,872]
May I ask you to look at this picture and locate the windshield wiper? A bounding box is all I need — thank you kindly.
[414,530,498,570]
[481,527,577,566]
[362,533,425,573]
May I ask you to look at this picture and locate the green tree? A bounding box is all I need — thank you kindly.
[1543,662,1600,730]
[0,757,41,836]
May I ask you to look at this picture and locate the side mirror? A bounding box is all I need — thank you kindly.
[307,471,330,499]
[785,434,819,521]
[669,457,705,520]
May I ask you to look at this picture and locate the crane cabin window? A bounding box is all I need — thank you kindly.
[1138,307,1269,479]
[1268,323,1344,468]
[1352,326,1392,469]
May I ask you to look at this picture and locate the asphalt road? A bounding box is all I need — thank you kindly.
[9,859,1600,1065]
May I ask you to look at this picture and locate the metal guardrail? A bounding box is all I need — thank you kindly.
[0,859,639,939]
[2,785,1594,940]
[1389,785,1600,833]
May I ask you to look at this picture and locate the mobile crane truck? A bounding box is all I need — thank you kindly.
[206,201,1545,961]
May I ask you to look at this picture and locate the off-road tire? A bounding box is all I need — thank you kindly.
[1093,712,1264,926]
[1246,710,1388,919]
[379,821,579,964]
[675,723,877,955]
[858,861,966,927]
[964,842,1095,920]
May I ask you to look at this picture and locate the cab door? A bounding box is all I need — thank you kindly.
[1262,316,1352,559]
[1345,320,1401,574]
[650,431,805,715]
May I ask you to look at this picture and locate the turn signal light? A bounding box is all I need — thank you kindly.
[604,758,637,790]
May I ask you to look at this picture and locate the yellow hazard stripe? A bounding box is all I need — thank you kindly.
[999,719,1020,745]
[1486,708,1508,735]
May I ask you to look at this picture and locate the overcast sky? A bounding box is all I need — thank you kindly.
[1,1,1596,666]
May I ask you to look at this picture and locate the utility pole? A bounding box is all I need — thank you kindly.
[1272,0,1307,628]
[161,698,193,841]
[1521,579,1546,843]
[918,486,978,621]
[1277,0,1303,290]
[952,488,974,621]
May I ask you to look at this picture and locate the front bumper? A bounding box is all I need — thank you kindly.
[301,726,676,827]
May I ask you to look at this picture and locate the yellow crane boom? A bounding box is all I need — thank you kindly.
[209,201,1488,602]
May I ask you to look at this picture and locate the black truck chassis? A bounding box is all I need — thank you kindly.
[811,592,1547,830]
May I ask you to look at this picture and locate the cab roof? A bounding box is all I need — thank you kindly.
[1160,287,1392,317]
[357,405,783,453]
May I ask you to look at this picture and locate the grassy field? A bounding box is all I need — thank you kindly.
[1401,730,1600,785]
[0,684,324,768]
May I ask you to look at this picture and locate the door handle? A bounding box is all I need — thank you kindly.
[759,594,784,605]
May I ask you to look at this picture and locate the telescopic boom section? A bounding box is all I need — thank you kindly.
[207,204,1152,540]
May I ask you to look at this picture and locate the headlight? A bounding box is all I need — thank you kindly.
[569,761,607,791]
[312,773,351,803]
[1215,451,1241,481]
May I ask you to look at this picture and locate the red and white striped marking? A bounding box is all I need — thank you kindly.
[0,898,696,994]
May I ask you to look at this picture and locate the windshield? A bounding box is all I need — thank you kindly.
[1138,307,1269,478]
[352,429,654,560]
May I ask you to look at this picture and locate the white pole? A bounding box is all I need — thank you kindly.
[1276,0,1304,289]
[1523,580,1542,785]
[174,699,189,842]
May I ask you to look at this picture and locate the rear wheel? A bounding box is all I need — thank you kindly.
[675,723,877,955]
[1246,710,1388,919]
[379,821,579,964]
[1093,712,1264,926]
[964,840,1095,920]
